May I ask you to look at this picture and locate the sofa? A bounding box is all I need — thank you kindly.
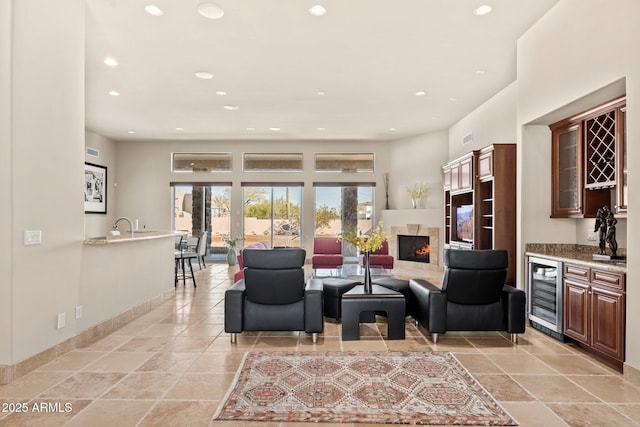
[233,240,270,283]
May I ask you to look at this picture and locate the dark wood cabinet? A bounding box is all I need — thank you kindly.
[551,123,582,217]
[563,263,625,369]
[442,144,516,284]
[443,166,452,246]
[550,96,626,218]
[616,107,627,216]
[564,278,590,343]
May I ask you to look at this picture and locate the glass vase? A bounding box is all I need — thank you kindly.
[363,251,372,293]
[227,247,237,266]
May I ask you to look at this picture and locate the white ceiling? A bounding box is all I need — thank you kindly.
[85,0,559,142]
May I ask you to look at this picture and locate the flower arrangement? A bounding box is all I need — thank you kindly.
[406,182,428,208]
[223,235,242,249]
[339,221,388,253]
[406,182,428,200]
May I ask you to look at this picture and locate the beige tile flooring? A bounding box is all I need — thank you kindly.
[1,262,640,426]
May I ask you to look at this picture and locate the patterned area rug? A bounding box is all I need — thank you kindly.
[214,351,517,425]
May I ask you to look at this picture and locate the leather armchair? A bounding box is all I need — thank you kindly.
[232,240,270,283]
[225,248,324,343]
[410,249,525,343]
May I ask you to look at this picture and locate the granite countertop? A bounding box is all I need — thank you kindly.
[525,243,627,273]
[84,230,179,245]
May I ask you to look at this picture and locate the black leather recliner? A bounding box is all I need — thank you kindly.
[410,249,526,343]
[224,248,324,343]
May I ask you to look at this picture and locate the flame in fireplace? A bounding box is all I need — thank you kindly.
[415,243,431,256]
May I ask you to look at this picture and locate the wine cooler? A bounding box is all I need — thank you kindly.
[526,256,564,340]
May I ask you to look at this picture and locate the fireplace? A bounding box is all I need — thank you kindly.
[386,223,440,272]
[397,235,430,263]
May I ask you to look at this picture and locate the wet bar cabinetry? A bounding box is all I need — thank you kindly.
[563,262,625,370]
[442,144,516,284]
[550,96,627,218]
[525,247,626,371]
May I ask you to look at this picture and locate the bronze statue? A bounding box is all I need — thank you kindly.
[594,205,621,259]
[594,206,609,255]
[605,209,618,257]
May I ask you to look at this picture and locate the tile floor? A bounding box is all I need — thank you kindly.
[1,262,640,426]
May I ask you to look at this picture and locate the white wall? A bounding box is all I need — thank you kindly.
[519,124,577,244]
[516,0,639,370]
[448,82,518,159]
[0,0,13,366]
[386,130,448,211]
[4,0,86,363]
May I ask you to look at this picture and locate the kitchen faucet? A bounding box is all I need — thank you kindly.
[113,217,134,237]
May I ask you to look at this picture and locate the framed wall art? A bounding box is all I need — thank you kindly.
[84,162,107,214]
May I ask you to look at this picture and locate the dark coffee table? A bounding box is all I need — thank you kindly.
[341,284,406,341]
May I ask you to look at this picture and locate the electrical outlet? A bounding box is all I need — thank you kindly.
[587,233,596,241]
[56,312,66,329]
[24,230,42,245]
[75,305,82,319]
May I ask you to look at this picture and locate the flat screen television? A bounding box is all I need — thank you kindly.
[456,204,474,242]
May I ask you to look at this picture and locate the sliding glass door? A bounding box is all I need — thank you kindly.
[172,184,231,254]
[242,184,302,248]
[314,183,374,255]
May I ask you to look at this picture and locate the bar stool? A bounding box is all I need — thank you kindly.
[175,246,197,288]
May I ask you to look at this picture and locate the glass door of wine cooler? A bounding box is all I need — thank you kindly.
[527,256,563,335]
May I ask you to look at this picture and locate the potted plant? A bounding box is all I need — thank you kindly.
[339,221,387,293]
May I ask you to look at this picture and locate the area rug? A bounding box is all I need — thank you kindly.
[214,351,517,425]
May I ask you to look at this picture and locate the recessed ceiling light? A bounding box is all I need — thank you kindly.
[175,127,184,131]
[103,57,118,67]
[317,127,326,131]
[198,3,224,19]
[127,130,136,134]
[475,69,487,75]
[309,5,327,16]
[415,91,426,96]
[246,127,255,131]
[388,128,397,132]
[224,105,239,111]
[473,5,492,16]
[215,91,227,96]
[194,71,214,79]
[269,127,281,132]
[316,91,326,96]
[144,5,163,16]
[108,90,120,96]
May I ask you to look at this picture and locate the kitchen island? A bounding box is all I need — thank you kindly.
[79,230,177,343]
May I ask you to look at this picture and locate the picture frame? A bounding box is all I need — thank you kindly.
[84,162,107,214]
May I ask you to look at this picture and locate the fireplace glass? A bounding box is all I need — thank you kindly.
[397,235,430,263]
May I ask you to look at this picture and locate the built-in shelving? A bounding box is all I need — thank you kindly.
[442,144,516,284]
